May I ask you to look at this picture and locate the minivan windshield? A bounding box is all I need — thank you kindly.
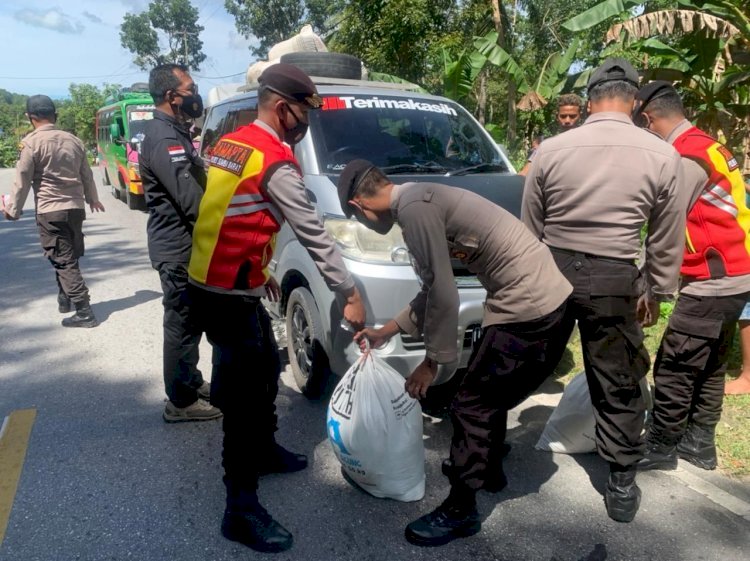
[309,95,507,174]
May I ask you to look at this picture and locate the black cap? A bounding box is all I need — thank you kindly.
[587,57,640,91]
[26,94,56,115]
[632,80,678,126]
[258,63,323,108]
[635,80,676,104]
[337,159,377,218]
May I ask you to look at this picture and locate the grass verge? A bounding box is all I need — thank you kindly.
[553,309,749,478]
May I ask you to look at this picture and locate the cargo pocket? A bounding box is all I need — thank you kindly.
[661,313,722,371]
[589,268,638,317]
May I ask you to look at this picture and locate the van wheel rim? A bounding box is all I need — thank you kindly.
[291,305,312,379]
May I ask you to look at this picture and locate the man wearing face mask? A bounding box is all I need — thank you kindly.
[187,63,366,553]
[139,64,222,423]
[339,160,572,547]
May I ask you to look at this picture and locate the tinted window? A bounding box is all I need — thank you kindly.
[201,96,258,157]
[310,95,506,173]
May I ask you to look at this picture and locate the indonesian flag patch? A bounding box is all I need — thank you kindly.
[168,145,187,162]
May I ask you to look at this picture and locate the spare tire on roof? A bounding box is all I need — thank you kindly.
[279,52,362,80]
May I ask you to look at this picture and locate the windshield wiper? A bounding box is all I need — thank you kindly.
[446,162,507,176]
[380,162,449,174]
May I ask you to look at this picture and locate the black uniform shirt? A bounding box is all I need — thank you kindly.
[140,110,206,262]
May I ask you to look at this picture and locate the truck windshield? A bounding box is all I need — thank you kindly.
[126,105,155,139]
[309,95,507,174]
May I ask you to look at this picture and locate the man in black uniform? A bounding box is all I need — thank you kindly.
[139,64,221,423]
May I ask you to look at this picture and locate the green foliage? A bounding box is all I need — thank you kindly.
[56,84,106,149]
[120,0,206,71]
[225,1,346,58]
[330,0,455,85]
[0,135,21,168]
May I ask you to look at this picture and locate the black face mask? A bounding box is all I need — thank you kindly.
[282,103,309,145]
[178,93,204,119]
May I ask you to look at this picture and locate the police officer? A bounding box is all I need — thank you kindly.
[187,63,366,553]
[522,58,687,523]
[339,160,572,547]
[3,95,104,328]
[139,64,221,423]
[632,82,750,471]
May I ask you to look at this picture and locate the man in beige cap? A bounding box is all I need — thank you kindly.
[522,58,686,523]
[3,95,104,327]
[187,63,366,553]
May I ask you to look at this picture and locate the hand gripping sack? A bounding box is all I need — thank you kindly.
[326,351,425,501]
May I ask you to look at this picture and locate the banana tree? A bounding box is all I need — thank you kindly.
[562,0,750,171]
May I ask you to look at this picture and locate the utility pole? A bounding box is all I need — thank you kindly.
[177,29,197,69]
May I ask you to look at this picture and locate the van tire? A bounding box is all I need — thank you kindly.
[126,189,141,210]
[286,287,330,399]
[279,52,362,80]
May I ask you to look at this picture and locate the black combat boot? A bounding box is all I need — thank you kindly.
[405,484,480,547]
[677,422,717,470]
[258,443,308,476]
[605,464,641,523]
[222,489,293,553]
[638,430,678,471]
[61,303,99,328]
[57,291,71,313]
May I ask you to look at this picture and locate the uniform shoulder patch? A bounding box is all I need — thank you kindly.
[716,145,739,172]
[208,140,253,176]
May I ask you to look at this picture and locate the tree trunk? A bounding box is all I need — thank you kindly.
[477,72,487,125]
[491,0,517,145]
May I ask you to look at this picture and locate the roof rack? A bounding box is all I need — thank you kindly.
[239,75,423,93]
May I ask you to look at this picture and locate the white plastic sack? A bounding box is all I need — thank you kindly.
[536,372,597,454]
[326,351,425,502]
[268,24,328,60]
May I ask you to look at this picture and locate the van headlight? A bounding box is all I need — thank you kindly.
[324,218,410,264]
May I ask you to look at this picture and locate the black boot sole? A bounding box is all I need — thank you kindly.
[637,457,677,471]
[221,519,293,553]
[61,319,99,328]
[405,522,481,547]
[678,451,717,470]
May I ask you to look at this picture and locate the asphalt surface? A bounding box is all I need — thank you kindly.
[1,167,749,561]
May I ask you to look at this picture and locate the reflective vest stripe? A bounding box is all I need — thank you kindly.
[230,193,265,205]
[700,187,738,217]
[225,201,283,225]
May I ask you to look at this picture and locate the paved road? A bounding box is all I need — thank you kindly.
[1,168,749,561]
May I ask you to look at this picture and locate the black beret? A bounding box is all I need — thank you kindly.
[588,57,640,91]
[26,94,56,115]
[258,63,323,108]
[337,159,376,218]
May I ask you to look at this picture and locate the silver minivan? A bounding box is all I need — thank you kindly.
[200,73,524,397]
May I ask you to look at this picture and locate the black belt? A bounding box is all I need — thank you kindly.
[549,246,635,265]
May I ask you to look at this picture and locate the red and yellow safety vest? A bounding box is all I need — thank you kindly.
[189,123,295,290]
[673,126,750,280]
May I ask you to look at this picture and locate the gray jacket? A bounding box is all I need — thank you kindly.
[392,182,572,364]
[522,111,687,301]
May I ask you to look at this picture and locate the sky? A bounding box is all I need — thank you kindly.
[0,0,259,99]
